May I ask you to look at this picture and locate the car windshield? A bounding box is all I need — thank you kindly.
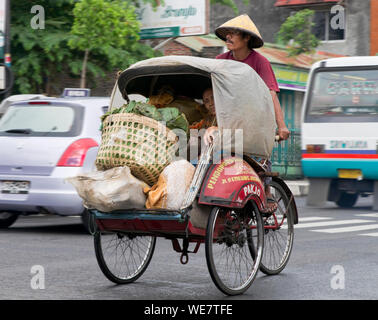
[0,105,83,137]
[305,68,378,122]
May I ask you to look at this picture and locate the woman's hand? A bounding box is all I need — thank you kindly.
[204,126,218,145]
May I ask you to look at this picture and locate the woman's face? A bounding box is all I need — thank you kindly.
[203,89,215,115]
[225,30,250,51]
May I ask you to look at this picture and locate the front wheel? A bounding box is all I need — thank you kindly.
[259,180,295,275]
[0,212,19,228]
[205,203,264,296]
[94,231,156,284]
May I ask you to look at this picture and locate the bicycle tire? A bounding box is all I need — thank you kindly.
[259,180,294,275]
[205,203,264,295]
[94,231,156,284]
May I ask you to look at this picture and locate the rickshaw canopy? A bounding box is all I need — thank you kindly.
[111,56,276,158]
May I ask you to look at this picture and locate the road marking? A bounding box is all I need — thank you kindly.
[356,213,378,218]
[298,217,333,222]
[291,219,371,229]
[276,216,332,224]
[311,224,378,234]
[359,232,378,237]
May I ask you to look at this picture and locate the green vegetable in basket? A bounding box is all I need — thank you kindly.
[161,108,189,134]
[133,103,163,121]
[100,101,188,134]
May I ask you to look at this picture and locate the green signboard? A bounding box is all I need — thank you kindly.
[140,27,180,39]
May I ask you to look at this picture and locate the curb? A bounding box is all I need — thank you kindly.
[284,180,309,197]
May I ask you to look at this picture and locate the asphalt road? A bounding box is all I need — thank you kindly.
[0,196,377,300]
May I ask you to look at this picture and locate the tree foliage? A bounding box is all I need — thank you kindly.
[11,0,76,94]
[69,0,148,88]
[11,0,251,94]
[276,9,320,56]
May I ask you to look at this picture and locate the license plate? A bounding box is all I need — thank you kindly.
[0,181,30,194]
[338,169,362,179]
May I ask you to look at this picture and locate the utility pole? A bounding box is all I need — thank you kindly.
[4,0,11,97]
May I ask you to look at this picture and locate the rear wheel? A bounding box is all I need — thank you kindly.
[205,204,264,296]
[0,212,19,228]
[94,231,156,284]
[336,192,358,208]
[260,181,294,275]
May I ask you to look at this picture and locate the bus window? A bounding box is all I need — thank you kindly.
[305,68,378,122]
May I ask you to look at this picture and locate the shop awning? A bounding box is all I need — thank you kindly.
[275,0,338,7]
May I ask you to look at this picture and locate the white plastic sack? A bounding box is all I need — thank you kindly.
[144,159,195,210]
[67,166,148,212]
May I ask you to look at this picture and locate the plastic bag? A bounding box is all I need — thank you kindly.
[144,159,195,210]
[66,166,148,212]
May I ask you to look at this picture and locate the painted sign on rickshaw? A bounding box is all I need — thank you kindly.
[199,157,265,209]
[136,0,209,39]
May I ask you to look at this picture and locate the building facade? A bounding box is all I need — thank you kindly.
[211,0,376,57]
[209,0,376,177]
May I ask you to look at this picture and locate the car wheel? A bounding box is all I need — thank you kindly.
[0,212,19,228]
[336,192,358,208]
[81,209,96,235]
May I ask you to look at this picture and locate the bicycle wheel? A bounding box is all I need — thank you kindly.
[205,203,264,296]
[94,231,156,284]
[260,180,294,275]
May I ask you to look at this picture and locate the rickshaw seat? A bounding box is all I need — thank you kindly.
[243,154,267,174]
[243,154,279,179]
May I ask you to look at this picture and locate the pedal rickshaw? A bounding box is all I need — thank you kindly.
[90,56,298,296]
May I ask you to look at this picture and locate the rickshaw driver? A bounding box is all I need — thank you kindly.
[204,14,290,213]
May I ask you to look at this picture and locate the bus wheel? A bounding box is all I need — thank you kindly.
[336,192,358,208]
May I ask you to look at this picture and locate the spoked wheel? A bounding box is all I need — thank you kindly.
[94,231,156,284]
[260,180,294,275]
[205,203,264,296]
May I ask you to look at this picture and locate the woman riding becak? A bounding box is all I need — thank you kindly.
[204,14,290,213]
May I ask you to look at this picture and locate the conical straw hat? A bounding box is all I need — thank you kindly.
[215,14,264,48]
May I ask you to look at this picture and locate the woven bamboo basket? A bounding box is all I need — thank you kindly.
[95,113,178,186]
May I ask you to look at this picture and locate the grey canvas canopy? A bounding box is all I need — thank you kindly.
[110,56,276,158]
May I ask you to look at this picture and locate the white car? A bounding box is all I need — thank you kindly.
[0,96,109,231]
[0,94,49,118]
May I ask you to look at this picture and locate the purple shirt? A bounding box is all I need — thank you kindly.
[216,50,280,92]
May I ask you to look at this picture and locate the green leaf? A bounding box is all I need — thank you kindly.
[276,9,320,56]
